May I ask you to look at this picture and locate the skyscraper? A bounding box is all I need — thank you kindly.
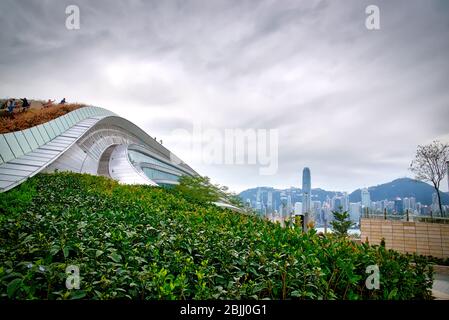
[342,192,349,212]
[394,197,404,214]
[361,188,371,210]
[302,167,311,214]
[267,191,273,213]
[349,202,361,223]
[256,187,262,212]
[302,167,311,231]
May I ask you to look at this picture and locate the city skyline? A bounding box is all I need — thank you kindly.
[1,1,449,193]
[244,179,448,226]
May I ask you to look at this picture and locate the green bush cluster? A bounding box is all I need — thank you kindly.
[0,173,434,300]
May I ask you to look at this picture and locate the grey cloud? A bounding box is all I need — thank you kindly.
[1,0,448,192]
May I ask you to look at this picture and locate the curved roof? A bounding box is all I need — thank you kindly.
[0,106,196,192]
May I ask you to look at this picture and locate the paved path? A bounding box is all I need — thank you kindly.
[432,273,449,300]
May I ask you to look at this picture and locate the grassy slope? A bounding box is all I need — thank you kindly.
[0,173,434,300]
[0,103,84,133]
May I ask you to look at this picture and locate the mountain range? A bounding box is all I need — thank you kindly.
[238,178,449,206]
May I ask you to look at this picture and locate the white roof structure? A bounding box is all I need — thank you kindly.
[0,106,197,192]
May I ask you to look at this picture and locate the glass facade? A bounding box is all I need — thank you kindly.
[128,149,183,183]
[142,167,180,183]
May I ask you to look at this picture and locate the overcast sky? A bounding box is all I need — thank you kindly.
[1,0,448,193]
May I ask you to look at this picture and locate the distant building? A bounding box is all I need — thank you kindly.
[302,167,311,214]
[287,195,293,214]
[361,188,371,211]
[410,197,416,212]
[312,200,321,223]
[256,188,262,212]
[349,202,361,223]
[267,191,273,212]
[302,167,311,231]
[432,192,440,214]
[332,197,343,211]
[294,202,303,215]
[394,197,403,214]
[403,197,411,211]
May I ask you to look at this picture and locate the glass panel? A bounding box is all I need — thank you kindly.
[14,131,32,153]
[72,110,81,122]
[30,127,44,146]
[37,124,50,143]
[23,129,39,150]
[52,119,63,135]
[128,150,183,175]
[67,114,76,126]
[0,135,15,162]
[56,117,68,131]
[79,108,88,119]
[4,133,24,157]
[142,167,180,182]
[65,114,76,127]
[60,116,70,129]
[43,122,56,139]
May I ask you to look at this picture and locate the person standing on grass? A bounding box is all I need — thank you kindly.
[21,98,30,112]
[7,99,16,114]
[43,99,54,108]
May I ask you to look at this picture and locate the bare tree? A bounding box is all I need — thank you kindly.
[410,140,449,216]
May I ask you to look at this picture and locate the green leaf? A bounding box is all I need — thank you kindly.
[63,246,70,258]
[109,253,122,263]
[70,290,87,300]
[7,278,23,298]
[388,288,398,299]
[95,250,104,258]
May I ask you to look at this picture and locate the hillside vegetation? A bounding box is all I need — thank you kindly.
[0,103,84,133]
[0,173,434,300]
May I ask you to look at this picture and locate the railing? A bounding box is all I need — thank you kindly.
[363,209,449,224]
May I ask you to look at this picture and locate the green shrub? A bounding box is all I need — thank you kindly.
[0,173,434,300]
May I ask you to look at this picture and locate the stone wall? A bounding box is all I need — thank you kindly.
[360,218,449,258]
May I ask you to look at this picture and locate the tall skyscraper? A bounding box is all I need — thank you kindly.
[361,188,371,210]
[302,167,311,214]
[349,202,361,223]
[342,192,349,212]
[394,197,404,214]
[267,191,273,213]
[302,167,311,231]
[256,187,262,212]
[403,197,411,211]
[287,194,292,214]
